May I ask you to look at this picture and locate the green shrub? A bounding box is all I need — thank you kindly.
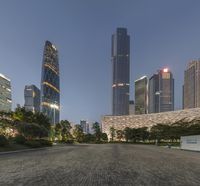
[37,139,53,146]
[65,139,74,144]
[0,135,9,147]
[14,135,26,144]
[25,140,42,148]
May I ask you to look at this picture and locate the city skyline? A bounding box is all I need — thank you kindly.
[1,0,200,123]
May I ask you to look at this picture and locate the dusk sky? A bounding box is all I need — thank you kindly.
[1,0,200,123]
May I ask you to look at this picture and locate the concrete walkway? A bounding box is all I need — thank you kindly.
[0,144,200,186]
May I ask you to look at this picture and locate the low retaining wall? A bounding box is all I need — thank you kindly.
[101,108,200,137]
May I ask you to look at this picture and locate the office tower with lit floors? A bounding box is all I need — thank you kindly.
[112,28,130,115]
[148,68,174,113]
[41,41,60,125]
[0,73,12,112]
[24,85,40,113]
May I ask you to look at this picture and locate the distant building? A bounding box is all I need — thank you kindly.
[24,85,40,113]
[129,100,135,115]
[183,60,200,109]
[41,41,60,125]
[0,73,12,112]
[80,120,89,134]
[148,74,159,113]
[148,68,174,113]
[135,76,148,114]
[112,28,130,116]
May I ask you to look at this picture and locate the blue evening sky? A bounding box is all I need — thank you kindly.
[1,0,200,123]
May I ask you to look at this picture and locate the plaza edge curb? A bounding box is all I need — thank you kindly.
[0,144,75,155]
[0,146,53,155]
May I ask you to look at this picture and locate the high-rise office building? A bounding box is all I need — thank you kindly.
[148,74,159,113]
[135,76,148,114]
[183,60,200,109]
[112,28,130,115]
[148,68,174,113]
[41,41,60,125]
[80,120,89,134]
[24,85,40,113]
[0,73,12,112]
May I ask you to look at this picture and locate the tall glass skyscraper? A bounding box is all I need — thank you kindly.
[24,85,40,113]
[135,76,148,114]
[41,41,60,125]
[0,73,12,112]
[148,68,174,113]
[112,28,130,115]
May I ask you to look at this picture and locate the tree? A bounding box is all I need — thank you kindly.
[92,122,101,142]
[137,127,149,142]
[13,107,51,131]
[124,127,132,142]
[116,130,124,141]
[60,120,72,141]
[101,133,108,142]
[33,112,51,130]
[13,107,34,122]
[73,125,84,142]
[83,133,95,143]
[16,122,48,139]
[110,127,116,141]
[55,123,62,141]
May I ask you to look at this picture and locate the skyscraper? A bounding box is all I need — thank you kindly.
[24,85,40,113]
[135,76,148,114]
[112,28,130,115]
[148,68,174,113]
[80,120,89,134]
[0,73,12,112]
[183,60,200,109]
[148,74,159,113]
[41,41,60,125]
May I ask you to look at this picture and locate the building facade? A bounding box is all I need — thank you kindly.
[112,28,130,116]
[183,60,200,109]
[135,76,148,114]
[80,120,89,134]
[41,41,60,125]
[148,68,174,113]
[24,85,40,113]
[102,108,200,138]
[0,73,12,112]
[129,100,135,115]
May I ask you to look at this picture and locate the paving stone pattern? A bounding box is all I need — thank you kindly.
[0,144,200,186]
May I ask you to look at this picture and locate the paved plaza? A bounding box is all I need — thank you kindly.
[0,144,200,186]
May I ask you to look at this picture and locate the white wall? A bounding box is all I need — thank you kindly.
[181,135,200,151]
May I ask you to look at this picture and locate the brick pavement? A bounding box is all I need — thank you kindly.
[0,144,200,186]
